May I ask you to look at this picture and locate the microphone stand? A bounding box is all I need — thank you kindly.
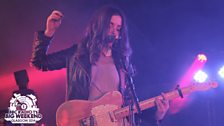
[113,44,142,126]
[125,65,142,126]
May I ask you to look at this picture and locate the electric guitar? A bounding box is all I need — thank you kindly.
[56,81,218,126]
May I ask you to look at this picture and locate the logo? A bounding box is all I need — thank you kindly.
[4,93,42,124]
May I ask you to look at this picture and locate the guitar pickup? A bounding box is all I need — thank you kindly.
[80,116,94,126]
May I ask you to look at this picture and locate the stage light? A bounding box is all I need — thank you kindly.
[193,70,208,83]
[197,54,207,63]
[218,66,224,78]
[170,53,208,114]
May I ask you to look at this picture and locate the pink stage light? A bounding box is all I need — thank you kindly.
[197,54,207,63]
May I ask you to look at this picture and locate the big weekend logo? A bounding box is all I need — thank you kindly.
[4,93,42,124]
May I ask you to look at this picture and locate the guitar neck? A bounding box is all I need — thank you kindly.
[113,85,195,119]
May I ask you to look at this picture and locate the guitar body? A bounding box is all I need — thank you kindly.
[56,91,123,126]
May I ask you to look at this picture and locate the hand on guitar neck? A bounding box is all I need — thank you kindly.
[155,93,169,121]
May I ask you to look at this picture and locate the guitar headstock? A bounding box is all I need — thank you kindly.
[192,81,218,91]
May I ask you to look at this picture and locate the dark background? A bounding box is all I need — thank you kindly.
[0,0,224,126]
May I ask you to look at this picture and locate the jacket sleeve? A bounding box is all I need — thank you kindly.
[30,31,77,71]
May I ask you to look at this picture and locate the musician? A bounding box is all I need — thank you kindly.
[31,5,169,126]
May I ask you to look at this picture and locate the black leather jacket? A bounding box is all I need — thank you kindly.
[31,31,160,126]
[31,31,124,101]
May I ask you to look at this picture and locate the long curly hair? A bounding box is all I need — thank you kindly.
[76,5,133,72]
